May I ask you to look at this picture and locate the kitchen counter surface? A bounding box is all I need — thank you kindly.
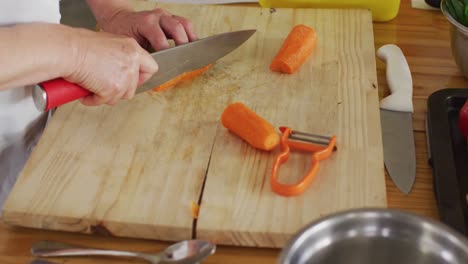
[1,0,467,263]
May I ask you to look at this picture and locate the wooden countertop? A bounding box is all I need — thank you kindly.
[1,0,467,263]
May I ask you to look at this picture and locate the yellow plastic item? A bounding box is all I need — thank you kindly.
[259,0,401,22]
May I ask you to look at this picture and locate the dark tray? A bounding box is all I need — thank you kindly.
[425,0,441,8]
[427,88,468,236]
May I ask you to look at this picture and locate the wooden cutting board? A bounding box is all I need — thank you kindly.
[2,0,386,248]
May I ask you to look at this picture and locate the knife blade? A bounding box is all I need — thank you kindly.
[377,44,416,194]
[32,29,256,111]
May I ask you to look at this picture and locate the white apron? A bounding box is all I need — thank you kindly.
[0,0,61,209]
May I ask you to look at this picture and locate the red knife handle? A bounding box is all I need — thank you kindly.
[459,99,468,137]
[33,78,91,111]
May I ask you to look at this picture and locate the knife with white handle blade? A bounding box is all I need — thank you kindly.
[377,44,416,194]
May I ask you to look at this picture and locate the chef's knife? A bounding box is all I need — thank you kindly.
[32,29,256,111]
[377,44,416,194]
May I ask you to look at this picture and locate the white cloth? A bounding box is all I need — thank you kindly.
[0,0,61,208]
[0,0,61,26]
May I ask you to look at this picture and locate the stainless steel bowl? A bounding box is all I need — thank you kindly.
[441,0,468,79]
[278,209,468,264]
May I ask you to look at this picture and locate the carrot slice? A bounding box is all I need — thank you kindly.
[270,24,317,74]
[152,64,213,92]
[221,102,280,151]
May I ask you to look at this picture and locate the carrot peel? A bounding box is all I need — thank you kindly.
[270,24,317,74]
[152,64,213,92]
[191,201,200,219]
[221,102,280,151]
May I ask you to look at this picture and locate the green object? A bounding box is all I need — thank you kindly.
[464,0,468,6]
[450,0,466,24]
[446,0,460,22]
[465,5,468,24]
[451,0,465,20]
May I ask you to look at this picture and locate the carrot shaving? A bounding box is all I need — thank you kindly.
[152,64,213,92]
[270,24,317,74]
[221,102,280,151]
[191,201,200,219]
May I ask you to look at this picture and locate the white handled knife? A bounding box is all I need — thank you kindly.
[377,44,416,194]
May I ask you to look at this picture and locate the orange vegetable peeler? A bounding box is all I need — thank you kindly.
[271,126,337,196]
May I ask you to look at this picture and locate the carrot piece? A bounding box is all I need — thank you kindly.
[153,64,213,92]
[270,24,317,74]
[221,102,280,151]
[191,201,200,219]
[180,64,212,81]
[152,75,184,92]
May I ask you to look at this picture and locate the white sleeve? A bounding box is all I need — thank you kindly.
[0,0,61,26]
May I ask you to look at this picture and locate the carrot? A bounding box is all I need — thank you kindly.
[270,24,317,74]
[221,102,280,151]
[153,64,213,92]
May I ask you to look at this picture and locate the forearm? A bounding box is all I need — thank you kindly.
[86,0,134,27]
[0,23,75,91]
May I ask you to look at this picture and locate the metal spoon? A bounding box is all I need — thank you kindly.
[31,240,216,264]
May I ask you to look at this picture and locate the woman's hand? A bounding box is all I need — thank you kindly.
[86,0,197,51]
[0,23,157,107]
[65,28,158,106]
[99,8,198,51]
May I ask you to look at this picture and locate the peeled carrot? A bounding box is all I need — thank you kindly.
[221,102,280,151]
[153,64,213,92]
[270,24,317,74]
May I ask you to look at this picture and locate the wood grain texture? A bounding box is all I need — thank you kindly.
[196,6,386,247]
[0,0,467,263]
[2,90,213,241]
[2,2,385,248]
[3,1,219,242]
[373,0,468,220]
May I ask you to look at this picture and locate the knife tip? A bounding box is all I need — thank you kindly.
[396,183,413,195]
